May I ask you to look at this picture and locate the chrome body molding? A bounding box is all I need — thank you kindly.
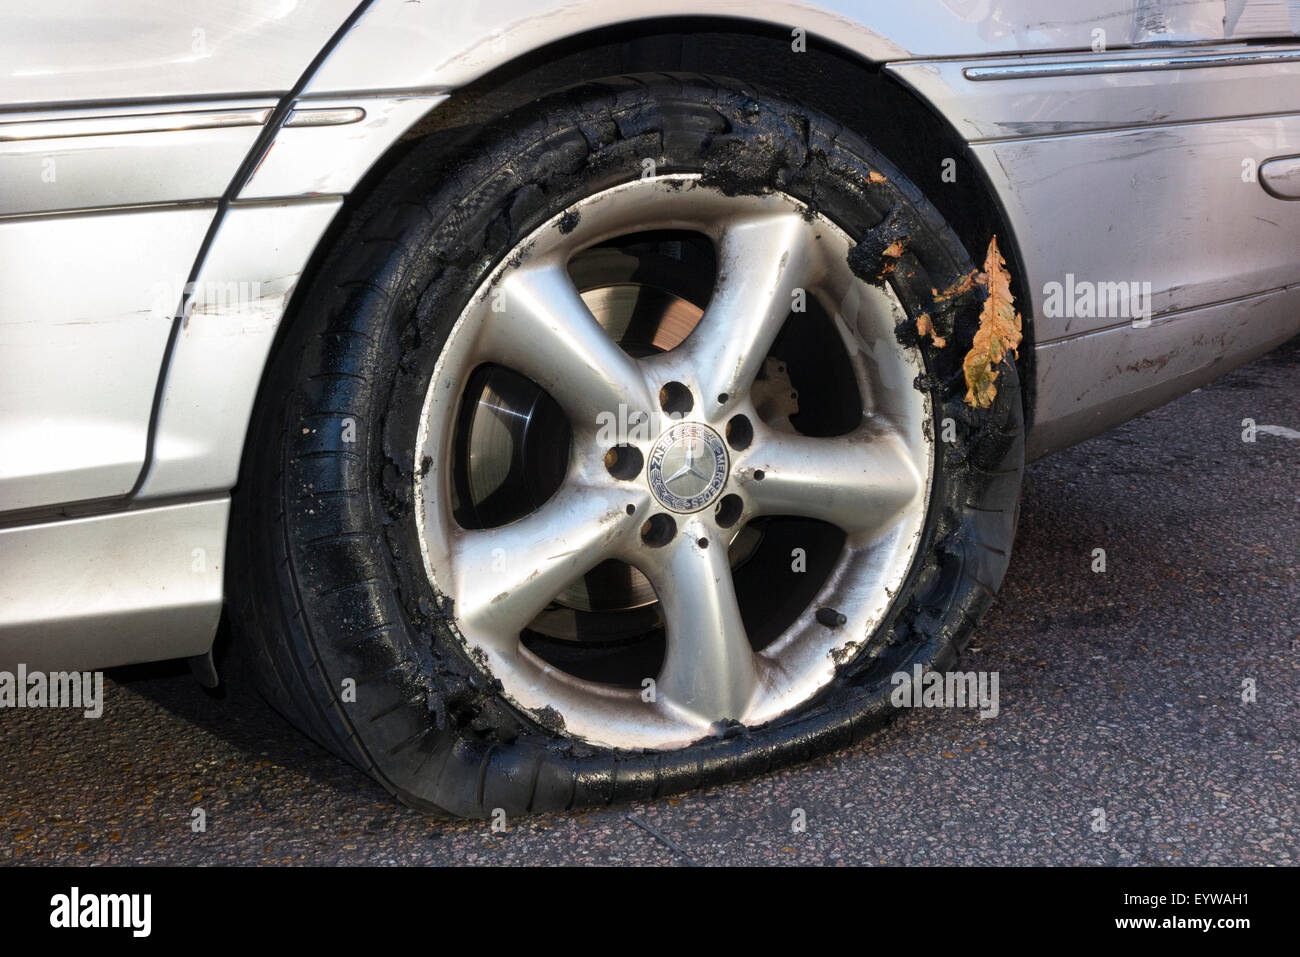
[0,499,228,672]
[962,47,1300,81]
[887,44,1300,141]
[0,100,272,216]
[283,106,366,127]
[239,94,447,199]
[0,94,388,218]
[0,104,275,140]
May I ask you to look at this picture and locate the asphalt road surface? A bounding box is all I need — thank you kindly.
[3,339,1297,866]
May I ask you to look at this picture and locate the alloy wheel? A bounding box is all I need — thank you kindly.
[414,175,933,750]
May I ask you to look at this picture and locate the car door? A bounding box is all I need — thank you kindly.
[0,0,358,515]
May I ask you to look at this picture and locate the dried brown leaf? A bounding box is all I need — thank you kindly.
[962,235,1022,408]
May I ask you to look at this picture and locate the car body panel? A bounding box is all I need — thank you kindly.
[0,205,214,511]
[889,45,1300,140]
[0,100,274,215]
[889,47,1300,453]
[0,0,359,107]
[238,93,446,199]
[0,2,362,519]
[137,197,344,499]
[0,499,226,671]
[303,0,1300,94]
[1,0,1298,668]
[1030,285,1300,458]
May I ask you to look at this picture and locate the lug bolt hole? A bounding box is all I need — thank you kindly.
[640,513,677,547]
[659,381,693,417]
[715,494,743,529]
[726,414,753,451]
[697,537,709,549]
[604,445,644,481]
[717,392,729,405]
[753,469,765,481]
[626,504,636,515]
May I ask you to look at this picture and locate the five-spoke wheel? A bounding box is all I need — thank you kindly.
[415,177,932,749]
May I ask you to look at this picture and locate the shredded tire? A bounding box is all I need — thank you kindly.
[228,74,1024,818]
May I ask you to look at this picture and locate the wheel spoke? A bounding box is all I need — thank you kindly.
[743,425,923,541]
[643,522,759,724]
[475,256,652,430]
[684,212,821,408]
[448,482,639,640]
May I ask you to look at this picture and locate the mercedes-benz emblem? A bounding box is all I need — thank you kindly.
[648,422,729,512]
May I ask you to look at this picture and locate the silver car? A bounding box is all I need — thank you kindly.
[2,1,1298,816]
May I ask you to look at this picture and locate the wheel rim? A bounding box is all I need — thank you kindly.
[414,175,933,750]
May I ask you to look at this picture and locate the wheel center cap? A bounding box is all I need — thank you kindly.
[648,422,729,512]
